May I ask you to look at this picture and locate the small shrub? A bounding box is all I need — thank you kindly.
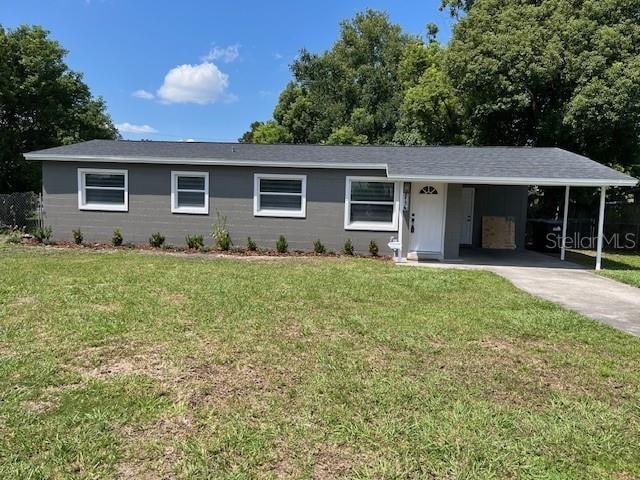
[72,228,83,245]
[313,239,326,254]
[276,235,288,253]
[186,234,204,250]
[369,239,379,257]
[112,228,123,246]
[6,226,23,244]
[123,241,136,249]
[212,211,232,251]
[247,237,257,251]
[33,226,52,244]
[149,232,165,248]
[343,238,354,256]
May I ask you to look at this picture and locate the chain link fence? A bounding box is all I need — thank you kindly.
[0,192,42,232]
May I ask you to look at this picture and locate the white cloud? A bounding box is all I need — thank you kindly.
[132,89,154,100]
[156,62,231,104]
[273,52,284,60]
[203,44,240,63]
[115,122,158,134]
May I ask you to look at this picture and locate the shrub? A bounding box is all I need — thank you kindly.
[212,211,231,251]
[112,228,123,246]
[369,239,379,257]
[343,238,354,256]
[6,226,23,244]
[186,234,204,250]
[276,235,288,253]
[33,226,52,244]
[72,228,83,245]
[247,237,257,251]
[149,232,165,248]
[313,239,326,254]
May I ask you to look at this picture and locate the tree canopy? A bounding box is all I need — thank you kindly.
[448,0,640,174]
[241,2,640,177]
[241,10,463,146]
[0,25,118,193]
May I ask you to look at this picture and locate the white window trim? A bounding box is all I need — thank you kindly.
[344,176,400,231]
[171,171,209,215]
[77,168,128,212]
[253,174,307,218]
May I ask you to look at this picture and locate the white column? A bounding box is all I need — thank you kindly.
[560,185,570,261]
[595,186,607,271]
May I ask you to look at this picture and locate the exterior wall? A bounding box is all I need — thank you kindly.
[469,185,528,249]
[400,182,410,257]
[443,184,463,259]
[42,161,395,254]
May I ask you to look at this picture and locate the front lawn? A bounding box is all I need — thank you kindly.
[1,245,639,479]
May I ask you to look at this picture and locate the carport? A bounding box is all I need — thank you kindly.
[386,147,637,270]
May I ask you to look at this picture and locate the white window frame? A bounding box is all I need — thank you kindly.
[77,168,128,212]
[253,173,307,218]
[171,171,209,215]
[344,176,400,231]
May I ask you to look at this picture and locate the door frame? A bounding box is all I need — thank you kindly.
[408,182,448,259]
[460,187,475,245]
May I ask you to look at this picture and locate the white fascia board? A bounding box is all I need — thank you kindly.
[386,174,638,187]
[23,154,387,170]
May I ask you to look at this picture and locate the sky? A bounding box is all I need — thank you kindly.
[2,0,456,142]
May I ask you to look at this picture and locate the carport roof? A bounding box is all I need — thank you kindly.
[24,139,637,187]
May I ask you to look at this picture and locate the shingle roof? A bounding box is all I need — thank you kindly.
[24,139,636,186]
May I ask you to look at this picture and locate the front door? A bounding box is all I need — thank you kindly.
[409,183,445,254]
[460,187,475,245]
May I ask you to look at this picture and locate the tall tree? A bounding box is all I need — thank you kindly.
[446,0,640,175]
[394,42,463,145]
[0,25,118,193]
[241,10,416,144]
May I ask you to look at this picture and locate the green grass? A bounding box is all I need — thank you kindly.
[568,250,640,288]
[1,244,639,479]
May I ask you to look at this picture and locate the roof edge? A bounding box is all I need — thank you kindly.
[23,153,388,171]
[386,174,637,187]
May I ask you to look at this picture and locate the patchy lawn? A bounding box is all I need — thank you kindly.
[568,249,640,288]
[1,245,639,479]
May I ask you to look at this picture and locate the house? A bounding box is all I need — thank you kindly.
[25,140,636,268]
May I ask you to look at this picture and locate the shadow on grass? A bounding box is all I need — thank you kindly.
[566,250,640,271]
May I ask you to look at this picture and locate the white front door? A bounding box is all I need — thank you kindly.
[460,187,475,245]
[409,183,446,254]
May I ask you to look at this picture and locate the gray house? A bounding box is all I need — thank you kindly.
[25,140,636,268]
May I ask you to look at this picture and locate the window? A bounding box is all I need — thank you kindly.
[419,185,438,195]
[78,168,128,211]
[171,171,209,214]
[344,176,399,231]
[254,174,306,218]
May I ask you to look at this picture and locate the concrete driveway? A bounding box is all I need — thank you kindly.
[403,250,640,336]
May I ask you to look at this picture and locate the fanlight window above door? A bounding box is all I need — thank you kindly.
[419,185,438,195]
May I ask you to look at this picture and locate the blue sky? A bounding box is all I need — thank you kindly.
[2,0,455,142]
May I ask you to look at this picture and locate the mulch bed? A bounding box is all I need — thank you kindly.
[17,238,390,260]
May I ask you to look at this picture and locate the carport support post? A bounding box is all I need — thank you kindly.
[595,186,607,271]
[560,185,570,261]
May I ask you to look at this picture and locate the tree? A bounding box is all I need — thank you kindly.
[394,42,462,145]
[0,25,118,193]
[446,0,640,175]
[240,10,415,144]
[252,120,292,144]
[439,0,475,17]
[326,126,368,145]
